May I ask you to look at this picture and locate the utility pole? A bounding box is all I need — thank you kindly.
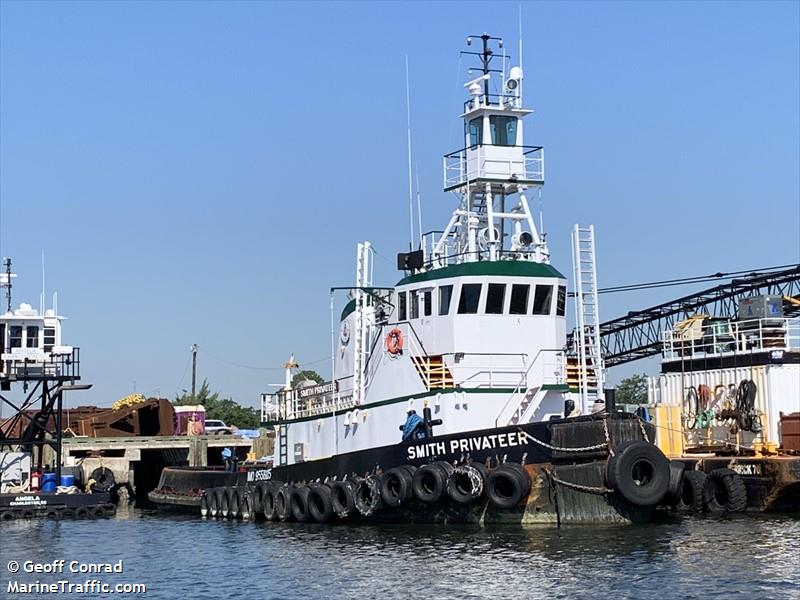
[191,344,198,402]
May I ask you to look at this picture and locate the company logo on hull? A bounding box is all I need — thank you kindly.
[407,430,533,460]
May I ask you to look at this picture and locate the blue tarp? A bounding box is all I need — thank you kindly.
[402,412,426,441]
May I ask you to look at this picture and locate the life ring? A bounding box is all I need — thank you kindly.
[385,328,404,355]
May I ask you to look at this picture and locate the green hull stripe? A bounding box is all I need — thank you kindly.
[261,387,517,427]
[396,261,566,286]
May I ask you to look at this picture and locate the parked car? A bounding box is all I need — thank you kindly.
[204,419,233,435]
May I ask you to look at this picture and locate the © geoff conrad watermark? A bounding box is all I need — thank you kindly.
[5,560,147,595]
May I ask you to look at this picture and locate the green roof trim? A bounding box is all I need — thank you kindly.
[396,261,566,286]
[340,298,357,321]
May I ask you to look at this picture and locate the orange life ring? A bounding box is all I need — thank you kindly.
[385,328,404,355]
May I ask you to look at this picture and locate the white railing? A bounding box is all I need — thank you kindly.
[494,348,566,427]
[443,146,544,190]
[662,317,799,361]
[262,378,357,422]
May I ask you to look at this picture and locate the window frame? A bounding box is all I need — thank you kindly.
[410,290,420,319]
[468,117,483,147]
[438,285,453,316]
[398,291,407,321]
[423,290,432,317]
[26,326,39,348]
[44,327,56,352]
[485,283,506,314]
[489,115,518,146]
[556,285,567,317]
[509,284,530,315]
[457,283,482,315]
[9,325,22,348]
[532,284,554,315]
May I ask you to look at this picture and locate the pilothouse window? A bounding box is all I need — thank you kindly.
[468,117,483,146]
[556,286,567,317]
[410,291,420,319]
[423,291,432,316]
[485,284,506,314]
[439,285,453,315]
[398,292,407,321]
[458,284,482,314]
[532,285,553,315]
[26,326,39,348]
[10,326,22,348]
[44,328,56,352]
[509,284,530,315]
[489,116,517,146]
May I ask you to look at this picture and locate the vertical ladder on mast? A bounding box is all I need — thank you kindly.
[278,424,288,466]
[353,242,372,405]
[571,224,605,414]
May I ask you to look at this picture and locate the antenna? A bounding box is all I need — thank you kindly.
[415,162,423,250]
[2,257,13,313]
[41,250,46,315]
[405,55,415,250]
[519,4,524,100]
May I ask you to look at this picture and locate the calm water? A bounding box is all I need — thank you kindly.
[1,508,798,600]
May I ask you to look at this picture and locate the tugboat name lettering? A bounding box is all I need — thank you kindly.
[408,431,530,460]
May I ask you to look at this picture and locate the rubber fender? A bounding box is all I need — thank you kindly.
[354,476,382,516]
[379,467,415,507]
[200,491,210,518]
[240,493,255,521]
[21,508,36,519]
[446,463,487,504]
[308,484,334,522]
[412,464,450,503]
[703,468,747,513]
[250,483,265,515]
[485,462,531,509]
[226,487,240,519]
[88,467,116,493]
[90,506,107,519]
[262,482,281,521]
[0,510,14,521]
[212,488,226,518]
[331,479,359,518]
[75,507,90,519]
[665,461,686,504]
[606,441,670,507]
[276,485,293,522]
[290,485,311,522]
[44,508,62,520]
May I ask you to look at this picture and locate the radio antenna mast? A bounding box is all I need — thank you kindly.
[405,55,415,250]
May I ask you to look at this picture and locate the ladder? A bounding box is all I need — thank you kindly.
[352,242,372,405]
[571,224,605,414]
[277,424,288,466]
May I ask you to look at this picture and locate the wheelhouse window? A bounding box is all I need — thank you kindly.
[556,286,567,317]
[457,284,482,314]
[468,117,483,146]
[398,292,407,321]
[410,290,420,319]
[439,285,453,315]
[485,283,506,314]
[532,285,553,315]
[509,284,530,315]
[423,291,432,317]
[489,115,517,146]
[44,328,56,352]
[10,326,22,348]
[26,326,39,348]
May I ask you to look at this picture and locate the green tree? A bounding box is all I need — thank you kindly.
[174,380,260,428]
[615,373,649,406]
[291,370,324,388]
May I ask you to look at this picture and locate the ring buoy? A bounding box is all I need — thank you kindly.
[385,328,404,355]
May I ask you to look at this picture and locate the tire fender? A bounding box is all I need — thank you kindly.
[308,484,334,522]
[485,462,531,509]
[606,441,670,507]
[379,467,415,507]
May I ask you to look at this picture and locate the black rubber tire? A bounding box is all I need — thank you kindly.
[665,461,686,505]
[75,507,90,519]
[200,491,210,518]
[261,482,277,521]
[61,508,75,519]
[379,467,415,507]
[240,493,255,521]
[44,508,62,520]
[89,467,116,493]
[21,508,36,519]
[485,463,531,509]
[331,480,358,518]
[211,488,224,518]
[412,464,450,503]
[606,441,670,507]
[247,484,262,516]
[703,468,747,513]
[354,476,382,516]
[220,488,231,518]
[276,485,292,522]
[447,463,486,504]
[0,510,14,521]
[290,485,311,522]
[254,483,270,517]
[677,470,706,512]
[91,506,107,519]
[308,485,334,522]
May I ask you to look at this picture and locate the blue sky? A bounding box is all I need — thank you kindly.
[1,1,798,409]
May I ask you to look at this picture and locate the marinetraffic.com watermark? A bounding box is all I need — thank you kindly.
[5,560,147,595]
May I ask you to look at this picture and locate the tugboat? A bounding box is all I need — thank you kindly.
[198,33,678,525]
